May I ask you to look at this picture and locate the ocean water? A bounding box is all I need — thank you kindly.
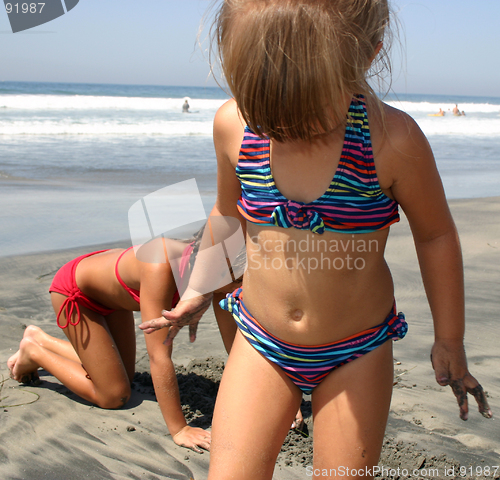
[1,82,499,257]
[384,92,500,201]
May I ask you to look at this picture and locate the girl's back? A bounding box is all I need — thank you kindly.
[75,248,141,311]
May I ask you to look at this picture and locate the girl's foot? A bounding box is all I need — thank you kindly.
[7,349,20,377]
[291,407,305,431]
[8,338,40,383]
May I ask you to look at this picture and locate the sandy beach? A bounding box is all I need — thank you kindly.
[0,196,499,480]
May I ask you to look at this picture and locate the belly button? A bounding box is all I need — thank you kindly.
[291,309,304,321]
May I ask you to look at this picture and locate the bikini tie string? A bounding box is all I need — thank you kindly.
[56,287,82,329]
[386,311,408,341]
[219,287,242,317]
[272,201,326,234]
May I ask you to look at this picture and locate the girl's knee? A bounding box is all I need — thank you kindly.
[96,384,131,409]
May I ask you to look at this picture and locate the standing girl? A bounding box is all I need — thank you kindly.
[141,0,492,477]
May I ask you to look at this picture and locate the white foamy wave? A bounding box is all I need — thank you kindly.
[3,116,498,138]
[415,116,500,137]
[0,120,214,136]
[386,100,500,114]
[0,94,227,112]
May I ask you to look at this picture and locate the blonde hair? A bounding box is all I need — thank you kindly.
[211,0,393,141]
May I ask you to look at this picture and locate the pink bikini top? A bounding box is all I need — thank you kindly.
[115,244,195,307]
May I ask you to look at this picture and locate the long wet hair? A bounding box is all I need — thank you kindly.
[211,0,393,141]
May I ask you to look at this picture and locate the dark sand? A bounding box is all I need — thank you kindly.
[1,197,499,479]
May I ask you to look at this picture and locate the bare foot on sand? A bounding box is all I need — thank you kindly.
[7,349,20,376]
[7,325,45,382]
[291,407,305,432]
[7,337,40,383]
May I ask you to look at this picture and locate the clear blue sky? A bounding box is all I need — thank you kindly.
[1,0,499,97]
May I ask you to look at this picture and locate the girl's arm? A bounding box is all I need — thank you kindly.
[139,99,246,343]
[139,259,211,452]
[384,107,492,420]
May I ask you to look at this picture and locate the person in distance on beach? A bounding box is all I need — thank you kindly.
[428,108,445,117]
[7,238,238,453]
[453,104,463,116]
[140,0,492,477]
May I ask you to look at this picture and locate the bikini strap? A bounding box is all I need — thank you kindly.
[115,247,140,302]
[115,246,133,291]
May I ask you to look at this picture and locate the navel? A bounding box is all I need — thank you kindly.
[291,309,304,321]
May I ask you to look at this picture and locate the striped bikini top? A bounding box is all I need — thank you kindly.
[236,95,399,234]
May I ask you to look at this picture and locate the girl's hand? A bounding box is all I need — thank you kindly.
[430,340,492,420]
[138,293,213,344]
[172,426,211,453]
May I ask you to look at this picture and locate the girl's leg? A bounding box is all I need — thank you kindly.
[212,292,237,354]
[103,310,136,383]
[8,317,134,380]
[7,325,80,382]
[311,341,394,480]
[212,293,305,430]
[60,301,135,408]
[23,325,80,361]
[208,330,303,480]
[11,293,134,409]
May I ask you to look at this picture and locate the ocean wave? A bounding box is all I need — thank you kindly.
[386,100,500,114]
[1,94,498,115]
[0,94,227,112]
[414,116,500,137]
[2,117,499,138]
[0,120,214,136]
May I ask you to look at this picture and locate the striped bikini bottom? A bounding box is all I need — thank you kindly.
[219,287,408,395]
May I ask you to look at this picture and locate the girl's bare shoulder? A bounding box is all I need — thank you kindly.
[214,99,245,136]
[373,100,430,161]
[213,98,246,168]
[366,96,438,205]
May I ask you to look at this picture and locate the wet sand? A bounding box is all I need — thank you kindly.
[0,196,499,479]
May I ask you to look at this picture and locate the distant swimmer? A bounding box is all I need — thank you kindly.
[428,108,445,117]
[453,104,464,116]
[182,99,190,113]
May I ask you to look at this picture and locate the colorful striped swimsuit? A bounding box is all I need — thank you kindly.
[221,288,408,394]
[220,95,407,393]
[236,95,399,234]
